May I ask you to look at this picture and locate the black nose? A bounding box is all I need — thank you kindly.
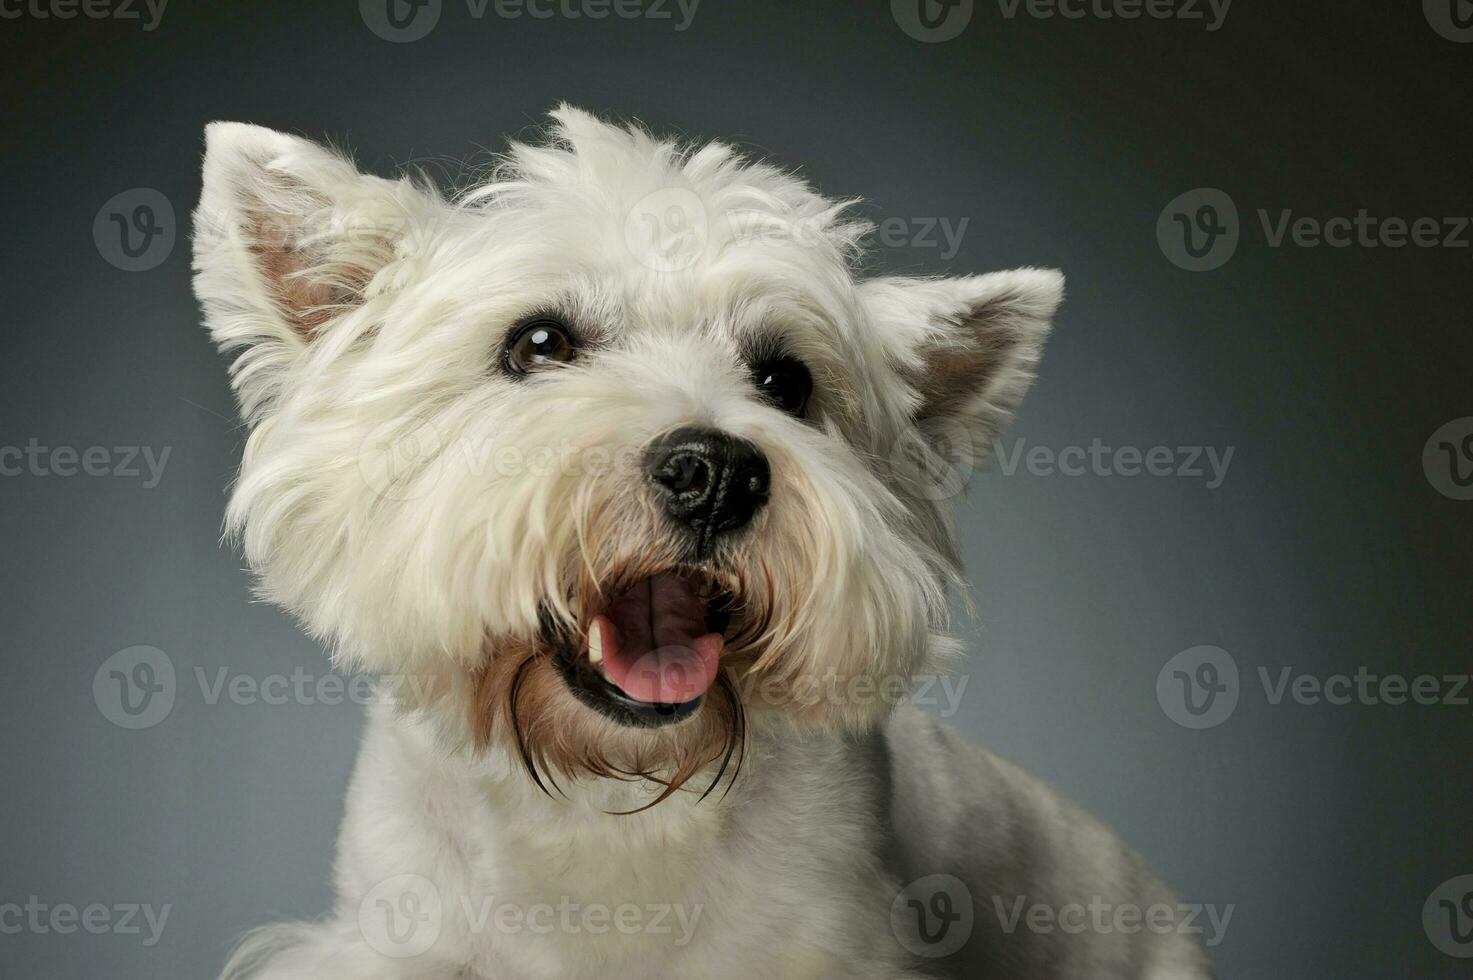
[646,427,770,548]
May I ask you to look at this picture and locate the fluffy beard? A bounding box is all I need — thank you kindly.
[464,486,874,812]
[471,634,749,814]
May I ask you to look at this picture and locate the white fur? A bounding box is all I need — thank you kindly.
[195,107,1213,979]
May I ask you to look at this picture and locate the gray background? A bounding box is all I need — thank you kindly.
[2,1,1470,977]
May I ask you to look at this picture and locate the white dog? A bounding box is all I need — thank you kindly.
[193,107,1214,980]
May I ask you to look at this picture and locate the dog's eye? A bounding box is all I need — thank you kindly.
[504,319,576,375]
[752,357,813,417]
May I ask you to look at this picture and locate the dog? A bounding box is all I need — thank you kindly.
[193,106,1214,980]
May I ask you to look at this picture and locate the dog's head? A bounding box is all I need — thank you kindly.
[193,106,1061,802]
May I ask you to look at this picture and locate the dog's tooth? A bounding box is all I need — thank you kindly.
[588,621,604,666]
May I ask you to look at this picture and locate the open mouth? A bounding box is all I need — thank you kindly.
[553,569,736,728]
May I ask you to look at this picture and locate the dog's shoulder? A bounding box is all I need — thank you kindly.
[883,703,1159,891]
[882,705,1048,852]
[880,706,1216,979]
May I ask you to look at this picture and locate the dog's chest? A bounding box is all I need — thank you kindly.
[447,795,783,977]
[345,711,915,979]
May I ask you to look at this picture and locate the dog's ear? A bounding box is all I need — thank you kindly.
[192,122,432,420]
[862,267,1063,462]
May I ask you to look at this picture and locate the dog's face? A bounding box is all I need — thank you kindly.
[193,107,1061,798]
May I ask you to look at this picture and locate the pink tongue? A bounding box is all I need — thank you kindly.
[590,572,722,705]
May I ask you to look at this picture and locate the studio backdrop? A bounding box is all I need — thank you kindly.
[1,2,1469,978]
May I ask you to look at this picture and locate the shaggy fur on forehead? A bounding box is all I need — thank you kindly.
[468,105,873,260]
[460,107,902,443]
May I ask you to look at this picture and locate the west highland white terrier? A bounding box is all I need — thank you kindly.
[193,107,1213,980]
